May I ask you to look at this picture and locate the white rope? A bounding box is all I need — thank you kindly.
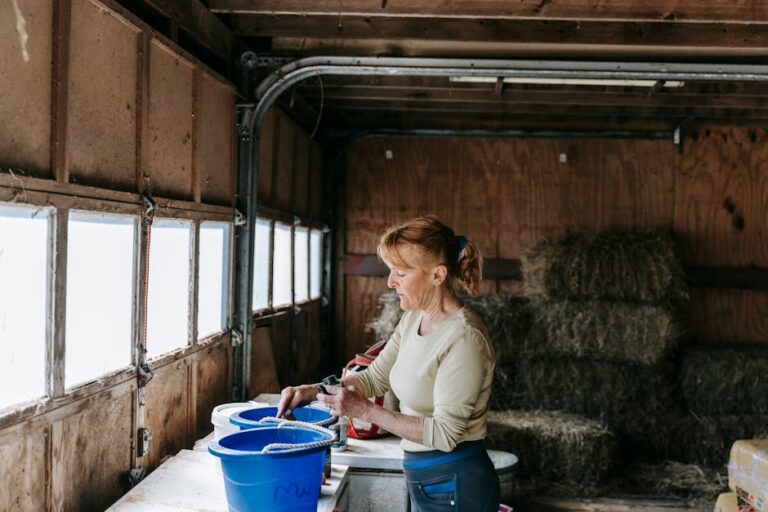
[258,419,336,454]
[258,414,336,427]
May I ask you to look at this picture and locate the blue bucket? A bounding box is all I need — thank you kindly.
[209,426,333,512]
[229,406,333,430]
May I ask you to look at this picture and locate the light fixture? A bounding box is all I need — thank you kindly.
[449,76,685,88]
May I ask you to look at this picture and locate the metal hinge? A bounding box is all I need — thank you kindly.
[128,467,146,487]
[234,209,246,226]
[138,362,154,387]
[137,428,152,458]
[231,328,244,347]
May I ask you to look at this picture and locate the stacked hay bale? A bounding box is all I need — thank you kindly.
[518,232,687,462]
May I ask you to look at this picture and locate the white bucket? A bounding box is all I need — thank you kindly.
[211,401,269,439]
[489,450,518,502]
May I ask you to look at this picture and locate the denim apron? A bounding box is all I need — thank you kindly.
[403,440,500,512]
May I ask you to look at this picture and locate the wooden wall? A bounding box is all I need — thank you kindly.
[0,0,235,510]
[343,129,768,358]
[249,107,325,394]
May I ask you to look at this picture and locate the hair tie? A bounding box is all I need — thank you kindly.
[456,235,468,252]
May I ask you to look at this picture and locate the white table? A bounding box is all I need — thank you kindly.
[108,448,348,511]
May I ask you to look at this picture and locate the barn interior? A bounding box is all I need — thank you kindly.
[1,1,768,511]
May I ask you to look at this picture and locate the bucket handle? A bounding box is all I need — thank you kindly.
[256,413,336,427]
[259,419,336,453]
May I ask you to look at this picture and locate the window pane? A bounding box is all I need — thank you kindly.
[0,204,49,407]
[198,222,229,339]
[272,222,292,307]
[252,218,271,311]
[66,211,134,388]
[310,230,323,299]
[294,227,309,303]
[147,219,191,358]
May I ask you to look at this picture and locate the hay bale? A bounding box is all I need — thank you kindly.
[365,291,402,342]
[619,412,768,467]
[486,410,615,487]
[530,300,678,365]
[504,357,675,422]
[366,292,533,364]
[614,461,728,508]
[522,231,687,305]
[680,345,768,415]
[463,294,533,364]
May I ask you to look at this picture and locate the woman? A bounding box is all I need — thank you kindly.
[277,216,499,511]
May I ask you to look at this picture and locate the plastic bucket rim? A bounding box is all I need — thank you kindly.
[229,406,333,429]
[208,426,334,460]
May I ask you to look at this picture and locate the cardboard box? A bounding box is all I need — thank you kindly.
[729,439,768,512]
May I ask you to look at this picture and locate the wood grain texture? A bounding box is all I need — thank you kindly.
[249,325,280,397]
[292,133,310,217]
[0,0,52,176]
[269,312,293,387]
[688,289,768,343]
[58,390,132,511]
[194,341,230,438]
[257,107,277,206]
[0,427,47,511]
[309,141,323,219]
[67,0,139,191]
[197,72,235,206]
[273,112,295,211]
[675,126,768,267]
[145,40,194,200]
[344,276,389,361]
[143,360,189,471]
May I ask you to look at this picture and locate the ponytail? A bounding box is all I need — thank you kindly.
[457,239,482,295]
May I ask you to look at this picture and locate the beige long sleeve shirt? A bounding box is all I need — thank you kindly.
[351,307,495,453]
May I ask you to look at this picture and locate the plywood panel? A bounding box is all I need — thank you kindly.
[293,304,322,383]
[688,289,768,343]
[257,107,276,206]
[58,390,132,511]
[270,313,293,387]
[0,0,52,176]
[0,427,47,511]
[67,0,139,191]
[144,360,190,471]
[146,41,194,200]
[309,141,323,218]
[675,127,768,267]
[197,72,234,206]
[195,341,230,437]
[250,326,280,397]
[345,276,389,361]
[273,112,295,211]
[292,133,310,216]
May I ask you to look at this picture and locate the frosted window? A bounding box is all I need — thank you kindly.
[310,230,323,299]
[252,218,271,311]
[198,222,230,339]
[294,227,309,303]
[66,211,134,388]
[147,219,191,358]
[272,222,292,307]
[0,204,49,407]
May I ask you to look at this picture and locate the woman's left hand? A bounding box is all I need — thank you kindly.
[318,386,370,419]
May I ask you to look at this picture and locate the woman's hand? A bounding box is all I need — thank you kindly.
[276,384,318,418]
[318,386,371,419]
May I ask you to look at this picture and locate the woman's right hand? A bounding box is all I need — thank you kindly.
[276,384,319,418]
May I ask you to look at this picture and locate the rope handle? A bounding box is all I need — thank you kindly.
[258,418,336,453]
[258,414,336,427]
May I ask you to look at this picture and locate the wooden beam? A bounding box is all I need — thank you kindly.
[343,254,768,291]
[233,15,768,48]
[272,37,768,60]
[50,0,72,183]
[136,0,235,65]
[304,85,768,111]
[210,0,768,24]
[321,100,768,122]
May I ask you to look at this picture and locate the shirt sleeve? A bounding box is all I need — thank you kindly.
[422,328,492,452]
[346,312,406,398]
